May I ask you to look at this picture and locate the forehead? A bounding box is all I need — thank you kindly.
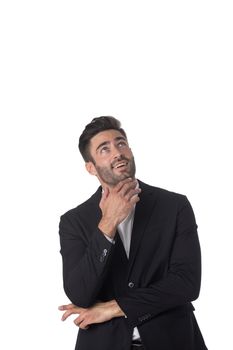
[90,129,126,148]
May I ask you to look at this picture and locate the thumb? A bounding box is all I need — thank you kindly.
[101,186,110,201]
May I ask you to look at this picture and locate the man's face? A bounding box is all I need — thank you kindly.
[86,129,136,187]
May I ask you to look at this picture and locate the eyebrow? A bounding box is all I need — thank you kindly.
[95,136,127,153]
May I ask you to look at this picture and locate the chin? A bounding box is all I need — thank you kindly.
[118,173,131,181]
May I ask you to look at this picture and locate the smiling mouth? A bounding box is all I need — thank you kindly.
[112,161,128,169]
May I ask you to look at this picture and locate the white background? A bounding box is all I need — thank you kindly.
[0,1,232,349]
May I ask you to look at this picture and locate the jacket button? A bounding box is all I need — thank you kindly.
[128,282,134,288]
[99,249,108,262]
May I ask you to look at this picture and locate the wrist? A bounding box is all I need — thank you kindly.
[107,300,125,318]
[98,218,117,238]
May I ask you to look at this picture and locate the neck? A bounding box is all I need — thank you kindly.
[100,176,137,191]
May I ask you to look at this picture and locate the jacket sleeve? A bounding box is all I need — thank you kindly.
[116,197,202,327]
[59,212,114,308]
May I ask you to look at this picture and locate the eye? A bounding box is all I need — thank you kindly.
[118,141,127,148]
[100,146,110,153]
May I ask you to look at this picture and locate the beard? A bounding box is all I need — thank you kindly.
[95,156,136,187]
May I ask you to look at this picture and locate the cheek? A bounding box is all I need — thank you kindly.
[126,149,134,158]
[95,158,112,169]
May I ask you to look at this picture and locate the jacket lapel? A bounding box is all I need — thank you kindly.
[127,181,158,278]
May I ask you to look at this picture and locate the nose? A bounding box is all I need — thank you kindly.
[112,145,122,160]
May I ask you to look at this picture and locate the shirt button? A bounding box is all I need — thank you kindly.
[128,282,134,288]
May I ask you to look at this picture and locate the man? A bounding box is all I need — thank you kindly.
[58,116,208,350]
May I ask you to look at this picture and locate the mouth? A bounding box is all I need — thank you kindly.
[112,161,128,169]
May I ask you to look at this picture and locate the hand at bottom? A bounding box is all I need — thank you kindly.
[58,300,125,330]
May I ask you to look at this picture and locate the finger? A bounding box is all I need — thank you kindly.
[79,321,89,330]
[115,178,133,192]
[61,308,80,321]
[125,188,141,201]
[101,186,109,201]
[58,303,75,311]
[129,193,140,205]
[77,317,90,330]
[74,313,86,327]
[116,183,135,199]
[73,316,80,326]
[121,183,140,198]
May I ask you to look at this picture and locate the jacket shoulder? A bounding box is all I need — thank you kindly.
[60,186,101,221]
[139,180,189,208]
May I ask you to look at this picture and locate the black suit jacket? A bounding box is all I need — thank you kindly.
[59,181,208,350]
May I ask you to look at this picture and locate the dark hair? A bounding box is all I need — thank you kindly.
[79,116,127,162]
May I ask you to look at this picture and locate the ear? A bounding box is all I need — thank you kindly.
[85,162,97,176]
